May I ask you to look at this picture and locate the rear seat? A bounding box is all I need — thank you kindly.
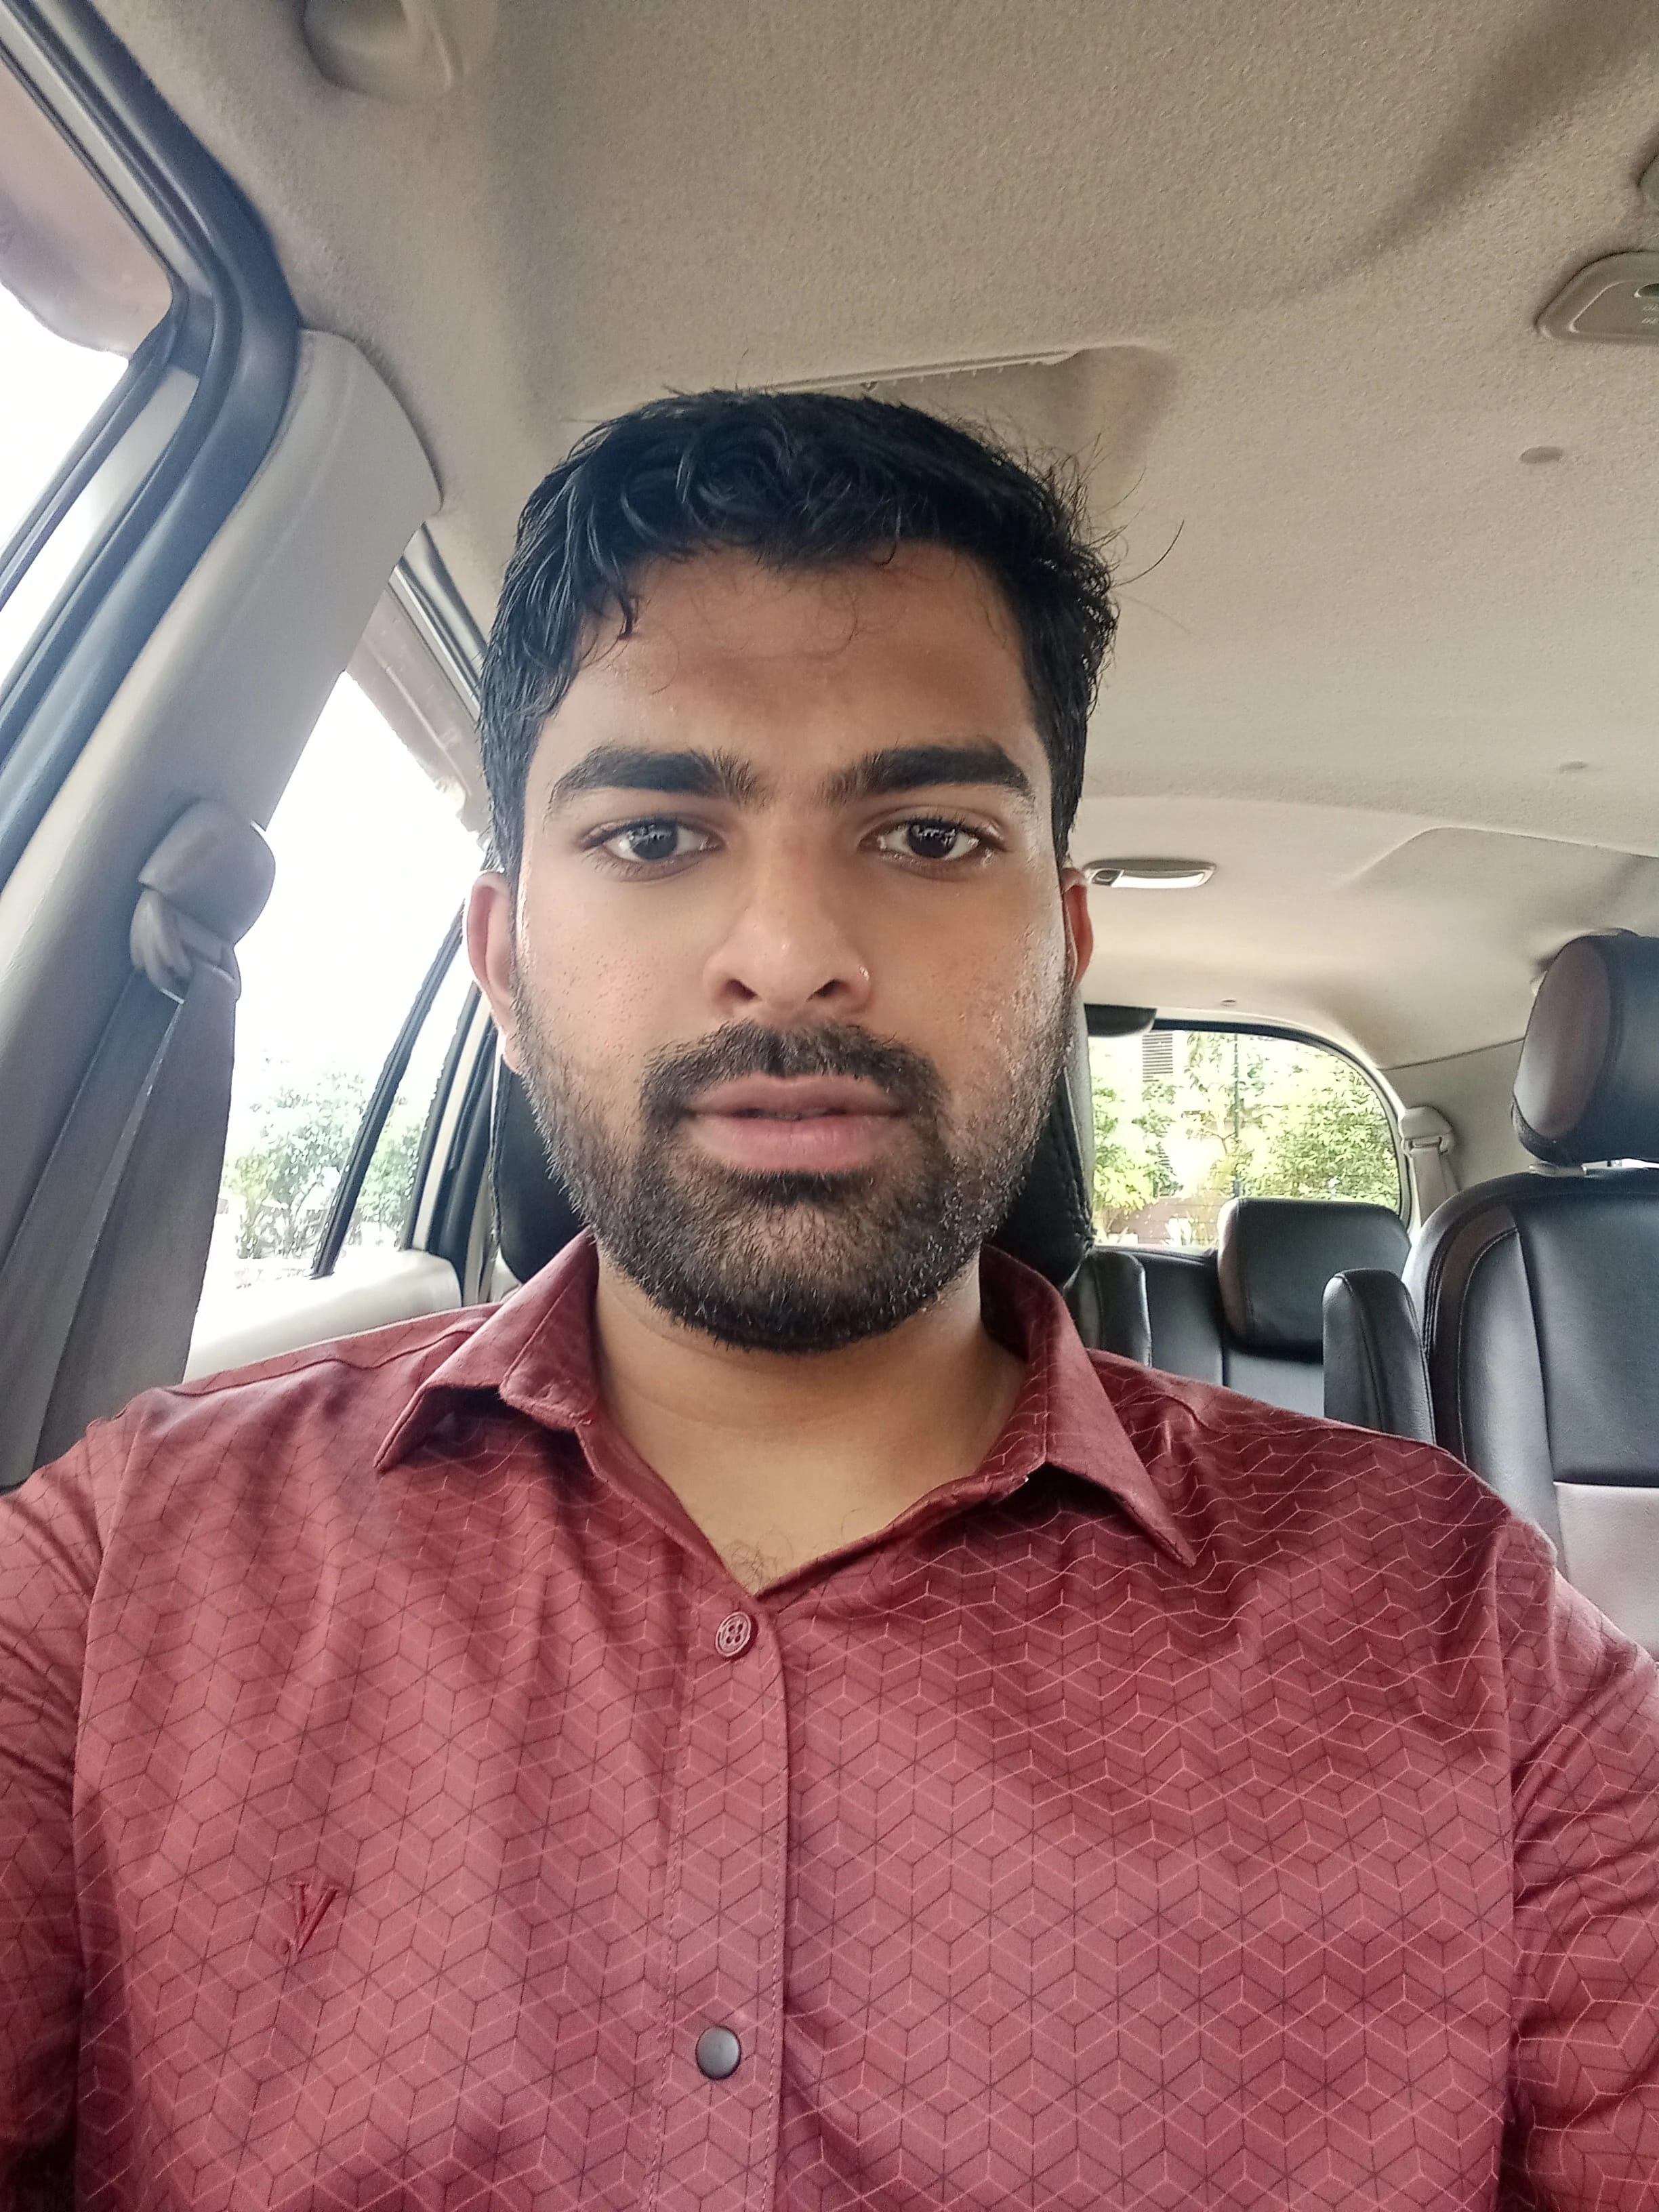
[1070,1196,1410,1416]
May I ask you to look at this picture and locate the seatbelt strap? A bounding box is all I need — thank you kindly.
[1399,1105,1457,1225]
[0,800,270,1490]
[35,959,239,1465]
[0,972,178,1492]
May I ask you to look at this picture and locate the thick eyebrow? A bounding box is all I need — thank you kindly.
[820,743,1037,811]
[545,744,766,813]
[544,738,1036,818]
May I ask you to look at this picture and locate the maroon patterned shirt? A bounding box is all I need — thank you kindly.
[3,1236,1658,2209]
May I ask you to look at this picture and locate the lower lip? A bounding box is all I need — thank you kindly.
[687,1109,903,1173]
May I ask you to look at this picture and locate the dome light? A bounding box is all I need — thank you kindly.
[1083,857,1215,891]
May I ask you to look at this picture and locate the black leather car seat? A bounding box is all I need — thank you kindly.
[1214,1197,1409,1414]
[1396,932,1659,1557]
[1066,1245,1151,1364]
[1069,1197,1409,1412]
[491,998,1108,1298]
[1321,1267,1433,1443]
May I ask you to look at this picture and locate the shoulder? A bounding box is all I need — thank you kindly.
[66,1305,498,1536]
[143,1300,489,1429]
[172,1303,490,1404]
[1088,1348,1542,1587]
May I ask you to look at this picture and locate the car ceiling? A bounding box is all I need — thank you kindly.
[87,0,1659,1068]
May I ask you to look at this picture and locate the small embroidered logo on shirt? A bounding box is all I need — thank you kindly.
[283,1879,340,1961]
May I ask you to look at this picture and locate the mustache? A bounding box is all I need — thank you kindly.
[640,1021,945,1123]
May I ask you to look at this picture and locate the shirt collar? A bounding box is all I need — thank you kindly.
[948,1246,1195,1566]
[377,1233,1194,1570]
[374,1233,607,1469]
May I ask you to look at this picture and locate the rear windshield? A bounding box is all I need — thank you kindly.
[1086,1024,1400,1247]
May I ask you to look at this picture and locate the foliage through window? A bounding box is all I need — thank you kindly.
[333,945,474,1267]
[1087,1025,1399,1247]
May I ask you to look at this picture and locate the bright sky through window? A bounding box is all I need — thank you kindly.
[200,676,480,1315]
[229,674,481,1153]
[0,284,123,553]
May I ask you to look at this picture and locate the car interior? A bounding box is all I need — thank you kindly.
[2,0,1658,1655]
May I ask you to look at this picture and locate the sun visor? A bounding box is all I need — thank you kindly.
[0,54,171,355]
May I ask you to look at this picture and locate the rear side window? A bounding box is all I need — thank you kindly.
[1087,1024,1400,1246]
[194,659,479,1328]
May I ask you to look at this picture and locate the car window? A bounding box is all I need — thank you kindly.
[194,668,480,1332]
[325,935,475,1275]
[1087,1023,1400,1246]
[0,281,123,548]
[0,52,172,686]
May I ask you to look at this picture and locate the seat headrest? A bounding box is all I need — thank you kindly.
[1513,933,1659,1167]
[983,994,1096,1288]
[491,997,1099,1292]
[1216,1196,1409,1355]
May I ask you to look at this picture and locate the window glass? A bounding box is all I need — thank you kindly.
[195,673,479,1328]
[332,947,474,1275]
[0,56,175,712]
[1087,1025,1400,1246]
[0,56,171,556]
[0,281,123,551]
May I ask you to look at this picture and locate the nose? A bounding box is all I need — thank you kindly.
[701,835,871,1023]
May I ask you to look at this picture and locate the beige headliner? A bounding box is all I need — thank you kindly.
[91,0,1659,1065]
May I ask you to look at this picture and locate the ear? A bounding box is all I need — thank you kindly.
[466,872,524,1071]
[1059,865,1094,991]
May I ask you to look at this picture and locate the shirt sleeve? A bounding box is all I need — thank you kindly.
[0,1437,106,2182]
[1499,1517,1659,2205]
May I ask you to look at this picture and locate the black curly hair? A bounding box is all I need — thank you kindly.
[478,389,1115,874]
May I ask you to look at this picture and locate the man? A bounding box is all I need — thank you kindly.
[1,392,1656,2208]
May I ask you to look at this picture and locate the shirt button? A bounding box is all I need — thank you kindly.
[695,2025,743,2080]
[714,1610,754,1659]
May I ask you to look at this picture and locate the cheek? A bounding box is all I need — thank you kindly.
[888,901,1068,1099]
[968,966,1069,1097]
[514,886,694,1113]
[518,853,710,1010]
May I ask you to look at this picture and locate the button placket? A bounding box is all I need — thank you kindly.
[649,1599,789,2212]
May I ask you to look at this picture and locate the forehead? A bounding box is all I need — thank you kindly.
[536,544,1043,779]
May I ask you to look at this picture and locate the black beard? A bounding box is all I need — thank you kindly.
[510,998,1069,1355]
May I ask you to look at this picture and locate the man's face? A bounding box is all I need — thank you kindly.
[469,544,1094,1351]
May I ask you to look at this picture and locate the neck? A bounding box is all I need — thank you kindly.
[591,1253,1023,1592]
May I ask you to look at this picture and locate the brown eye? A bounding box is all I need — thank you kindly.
[598,820,712,865]
[874,819,986,863]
